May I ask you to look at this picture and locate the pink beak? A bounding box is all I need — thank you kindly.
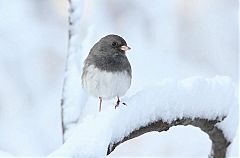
[120,45,131,51]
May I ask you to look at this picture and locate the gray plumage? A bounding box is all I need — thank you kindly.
[81,34,132,111]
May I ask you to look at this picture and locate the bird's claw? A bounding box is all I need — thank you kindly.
[115,99,120,109]
[115,99,127,109]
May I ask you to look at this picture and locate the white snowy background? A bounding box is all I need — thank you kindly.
[0,0,238,157]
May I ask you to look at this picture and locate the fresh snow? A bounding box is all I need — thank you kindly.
[49,76,238,157]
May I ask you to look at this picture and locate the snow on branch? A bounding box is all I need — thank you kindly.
[107,117,229,158]
[61,0,89,141]
[50,76,238,158]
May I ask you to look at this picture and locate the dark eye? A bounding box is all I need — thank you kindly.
[112,42,118,47]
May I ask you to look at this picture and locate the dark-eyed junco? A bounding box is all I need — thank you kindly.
[82,34,132,111]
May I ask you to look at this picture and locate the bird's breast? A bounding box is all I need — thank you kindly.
[82,65,131,99]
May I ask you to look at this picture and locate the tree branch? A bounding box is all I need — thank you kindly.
[107,117,230,158]
[60,0,73,141]
[61,0,85,142]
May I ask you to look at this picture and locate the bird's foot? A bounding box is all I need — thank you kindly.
[115,99,120,109]
[99,97,102,112]
[115,97,127,109]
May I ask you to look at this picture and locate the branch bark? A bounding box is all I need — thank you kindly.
[107,117,230,158]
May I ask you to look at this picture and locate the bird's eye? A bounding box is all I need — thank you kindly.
[112,42,118,47]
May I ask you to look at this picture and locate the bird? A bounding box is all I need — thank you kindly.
[82,34,132,112]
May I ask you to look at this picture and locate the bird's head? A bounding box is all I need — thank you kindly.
[92,34,131,57]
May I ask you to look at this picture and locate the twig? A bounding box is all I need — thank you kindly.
[60,0,74,142]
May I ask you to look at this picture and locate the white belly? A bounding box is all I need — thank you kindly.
[82,65,131,99]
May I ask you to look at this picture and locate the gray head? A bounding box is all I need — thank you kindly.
[90,34,131,57]
[84,34,132,75]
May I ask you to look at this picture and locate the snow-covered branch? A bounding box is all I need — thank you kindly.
[61,0,87,141]
[107,117,229,158]
[50,76,238,158]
